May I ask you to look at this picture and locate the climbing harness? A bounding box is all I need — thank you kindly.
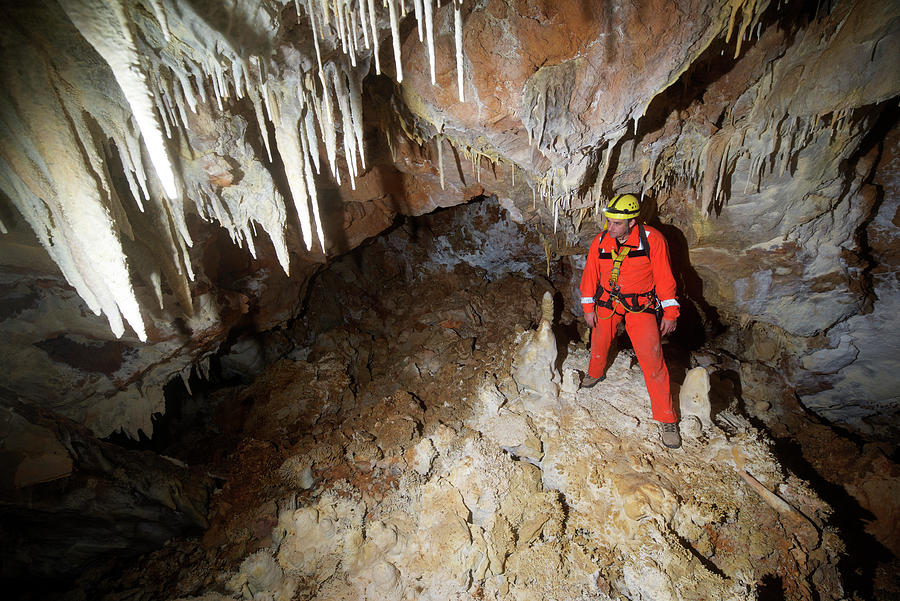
[592,223,662,319]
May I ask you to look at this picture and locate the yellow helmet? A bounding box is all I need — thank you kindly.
[603,194,641,220]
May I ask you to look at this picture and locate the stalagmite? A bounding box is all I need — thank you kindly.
[454,0,465,101]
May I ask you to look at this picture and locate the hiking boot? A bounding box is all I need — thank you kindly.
[659,422,682,449]
[581,374,605,389]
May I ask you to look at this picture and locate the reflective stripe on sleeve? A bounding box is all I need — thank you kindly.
[660,299,679,308]
[581,296,595,304]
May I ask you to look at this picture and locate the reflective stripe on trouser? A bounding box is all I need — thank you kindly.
[588,308,677,423]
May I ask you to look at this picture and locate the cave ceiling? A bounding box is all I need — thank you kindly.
[0,0,898,438]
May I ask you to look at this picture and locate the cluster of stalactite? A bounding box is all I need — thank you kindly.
[0,0,466,341]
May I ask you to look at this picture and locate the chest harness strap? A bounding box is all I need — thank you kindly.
[594,224,661,317]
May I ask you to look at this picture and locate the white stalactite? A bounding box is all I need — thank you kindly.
[454,1,464,102]
[424,0,436,84]
[146,0,171,41]
[413,0,424,41]
[359,0,371,49]
[303,90,322,174]
[347,67,366,171]
[437,135,445,189]
[250,89,274,162]
[331,63,359,187]
[368,0,382,74]
[273,109,317,251]
[2,0,498,344]
[388,0,403,82]
[299,114,326,249]
[318,70,340,183]
[60,0,180,200]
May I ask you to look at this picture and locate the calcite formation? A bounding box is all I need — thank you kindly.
[164,342,843,601]
[45,196,886,600]
[0,0,897,490]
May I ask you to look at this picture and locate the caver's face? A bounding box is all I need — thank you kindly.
[606,217,635,242]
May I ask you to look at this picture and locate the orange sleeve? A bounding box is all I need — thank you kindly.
[579,234,602,314]
[649,229,680,320]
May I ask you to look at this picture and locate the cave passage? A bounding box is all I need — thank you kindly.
[5,197,895,601]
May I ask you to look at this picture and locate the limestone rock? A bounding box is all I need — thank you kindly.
[0,406,73,488]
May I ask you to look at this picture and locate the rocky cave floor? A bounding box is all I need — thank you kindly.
[53,203,899,601]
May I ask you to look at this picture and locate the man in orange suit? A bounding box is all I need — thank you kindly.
[579,194,681,449]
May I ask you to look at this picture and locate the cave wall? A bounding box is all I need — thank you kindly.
[0,0,898,440]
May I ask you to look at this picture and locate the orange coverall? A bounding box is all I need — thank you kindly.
[579,223,680,423]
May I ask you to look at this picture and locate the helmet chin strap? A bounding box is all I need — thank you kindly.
[615,220,636,243]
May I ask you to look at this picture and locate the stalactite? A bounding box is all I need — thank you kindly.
[329,62,359,187]
[346,64,367,171]
[454,0,465,102]
[250,89,274,162]
[726,0,768,58]
[358,0,371,49]
[317,63,340,183]
[273,106,316,250]
[388,0,404,82]
[2,0,492,342]
[424,0,436,84]
[299,112,326,249]
[349,4,360,63]
[367,0,381,74]
[305,0,326,87]
[413,0,424,41]
[436,134,445,189]
[60,0,180,200]
[303,86,322,174]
